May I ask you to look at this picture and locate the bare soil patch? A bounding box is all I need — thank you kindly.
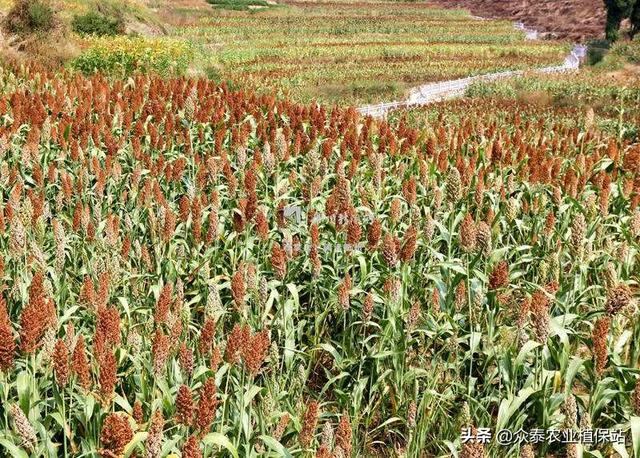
[432,0,606,42]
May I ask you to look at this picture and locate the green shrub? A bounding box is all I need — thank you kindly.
[27,0,54,30]
[72,11,124,36]
[610,36,640,63]
[3,0,55,34]
[586,39,611,65]
[70,36,195,77]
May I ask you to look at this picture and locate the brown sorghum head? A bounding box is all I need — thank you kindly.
[175,384,194,426]
[459,426,485,458]
[530,291,550,343]
[132,400,144,426]
[179,343,194,378]
[181,436,202,458]
[53,338,70,388]
[381,233,398,267]
[459,214,476,253]
[72,334,91,390]
[489,261,509,290]
[224,323,247,365]
[231,269,246,311]
[367,218,381,249]
[151,329,169,378]
[99,350,117,405]
[606,284,632,316]
[99,413,133,458]
[0,295,16,372]
[242,328,270,376]
[299,400,319,447]
[593,316,610,376]
[20,272,51,354]
[195,376,218,433]
[400,225,417,262]
[271,243,287,280]
[335,413,352,457]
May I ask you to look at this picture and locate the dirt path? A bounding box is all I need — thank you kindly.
[358,24,587,118]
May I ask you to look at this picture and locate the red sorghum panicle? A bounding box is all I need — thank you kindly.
[231,269,246,310]
[400,224,417,262]
[179,343,194,377]
[195,376,218,433]
[335,413,352,457]
[593,317,610,376]
[432,287,441,314]
[224,323,246,365]
[489,261,509,290]
[407,301,420,330]
[363,292,374,322]
[459,214,476,253]
[72,335,91,390]
[182,436,202,458]
[175,384,195,426]
[99,413,133,458]
[152,329,169,377]
[271,243,287,280]
[346,217,362,250]
[242,328,270,375]
[300,401,320,447]
[20,272,52,353]
[316,446,331,458]
[460,426,485,458]
[199,318,216,357]
[389,197,401,225]
[79,276,95,308]
[99,350,117,404]
[146,409,165,458]
[381,233,397,267]
[210,345,222,372]
[338,273,351,310]
[154,283,172,327]
[367,218,381,249]
[0,295,16,372]
[570,213,586,256]
[133,400,144,426]
[530,291,550,343]
[53,338,69,388]
[455,281,467,312]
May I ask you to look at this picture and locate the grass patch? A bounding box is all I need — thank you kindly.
[206,0,272,11]
[71,36,195,77]
[72,10,125,36]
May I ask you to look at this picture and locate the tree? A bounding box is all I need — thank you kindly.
[604,0,636,41]
[631,1,640,37]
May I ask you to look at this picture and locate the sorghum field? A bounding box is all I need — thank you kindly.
[0,51,639,457]
[0,0,639,457]
[164,1,568,105]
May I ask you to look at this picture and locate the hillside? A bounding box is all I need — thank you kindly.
[433,0,606,41]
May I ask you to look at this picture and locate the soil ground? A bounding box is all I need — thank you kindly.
[432,0,606,42]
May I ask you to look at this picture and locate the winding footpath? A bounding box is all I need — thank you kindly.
[358,22,588,118]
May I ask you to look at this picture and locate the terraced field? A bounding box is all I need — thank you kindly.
[163,1,569,105]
